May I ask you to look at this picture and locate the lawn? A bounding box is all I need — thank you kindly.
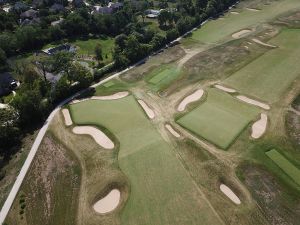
[93,79,131,96]
[146,65,181,91]
[223,29,300,103]
[185,0,300,45]
[69,96,223,225]
[266,149,300,186]
[177,88,260,149]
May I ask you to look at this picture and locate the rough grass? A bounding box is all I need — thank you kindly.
[69,96,223,225]
[223,29,300,103]
[266,149,300,186]
[177,89,260,149]
[184,0,300,45]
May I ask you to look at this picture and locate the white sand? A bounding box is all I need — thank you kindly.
[165,124,181,138]
[251,113,268,139]
[246,8,260,11]
[220,184,241,205]
[138,100,155,119]
[177,89,204,112]
[0,103,8,109]
[62,109,73,126]
[252,38,277,48]
[237,95,270,110]
[91,91,129,100]
[214,85,236,93]
[231,11,239,14]
[73,126,114,149]
[93,189,120,214]
[232,29,252,39]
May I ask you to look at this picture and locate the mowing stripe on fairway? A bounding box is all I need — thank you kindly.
[266,149,300,186]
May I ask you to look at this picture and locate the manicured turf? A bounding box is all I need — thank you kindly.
[69,96,222,225]
[266,149,300,186]
[146,65,181,91]
[177,89,260,149]
[94,79,130,96]
[187,0,300,44]
[223,29,300,103]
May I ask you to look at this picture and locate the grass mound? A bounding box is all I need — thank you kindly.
[177,89,260,149]
[266,149,300,186]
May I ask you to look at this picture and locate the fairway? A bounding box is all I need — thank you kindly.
[177,89,260,149]
[266,149,300,186]
[223,29,300,103]
[69,96,222,225]
[146,65,181,91]
[187,0,300,44]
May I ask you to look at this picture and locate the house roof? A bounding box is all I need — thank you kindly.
[20,9,38,19]
[50,3,65,12]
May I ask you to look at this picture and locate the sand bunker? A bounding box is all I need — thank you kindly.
[252,38,277,48]
[177,89,204,112]
[93,189,120,214]
[251,113,268,139]
[62,109,73,126]
[91,91,129,100]
[73,126,114,149]
[214,85,236,93]
[237,95,270,110]
[246,8,260,11]
[231,11,239,14]
[138,100,155,119]
[232,29,252,39]
[165,124,181,138]
[220,184,241,205]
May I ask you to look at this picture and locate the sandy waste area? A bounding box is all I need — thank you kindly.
[93,189,121,214]
[232,29,252,39]
[220,184,241,205]
[62,109,73,126]
[251,113,268,139]
[237,95,270,110]
[73,126,114,149]
[177,89,204,112]
[214,85,236,93]
[165,124,181,138]
[138,100,155,119]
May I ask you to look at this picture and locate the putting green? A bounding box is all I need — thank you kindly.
[177,89,260,149]
[69,96,222,225]
[266,149,300,186]
[146,65,181,91]
[187,0,300,44]
[223,29,300,103]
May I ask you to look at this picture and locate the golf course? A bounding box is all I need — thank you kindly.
[2,0,300,224]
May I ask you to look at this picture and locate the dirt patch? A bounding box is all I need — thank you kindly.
[138,99,155,119]
[73,126,114,149]
[165,124,181,138]
[286,111,300,147]
[214,84,236,93]
[220,184,241,205]
[251,113,268,139]
[62,109,72,126]
[252,38,277,48]
[93,189,120,214]
[236,95,270,110]
[177,89,204,112]
[91,91,129,100]
[232,29,252,39]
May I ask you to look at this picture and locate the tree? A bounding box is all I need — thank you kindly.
[69,62,94,88]
[195,0,208,10]
[94,44,103,62]
[0,48,6,70]
[150,33,166,51]
[113,46,129,68]
[51,51,74,74]
[53,74,70,101]
[158,10,169,27]
[166,28,179,42]
[34,55,52,81]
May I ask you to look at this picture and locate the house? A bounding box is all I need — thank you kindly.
[93,1,123,15]
[12,1,29,13]
[20,17,41,26]
[146,9,160,18]
[42,43,76,55]
[49,3,65,13]
[0,72,18,97]
[20,9,38,20]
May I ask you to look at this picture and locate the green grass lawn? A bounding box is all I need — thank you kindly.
[266,149,300,186]
[185,0,300,45]
[69,96,222,225]
[177,89,260,149]
[223,29,300,103]
[146,65,181,91]
[93,79,131,96]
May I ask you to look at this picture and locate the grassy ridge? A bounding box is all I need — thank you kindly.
[266,149,300,186]
[177,89,260,149]
[69,96,222,225]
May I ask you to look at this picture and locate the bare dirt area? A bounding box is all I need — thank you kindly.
[241,164,300,225]
[5,135,81,225]
[275,11,300,28]
[286,111,300,147]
